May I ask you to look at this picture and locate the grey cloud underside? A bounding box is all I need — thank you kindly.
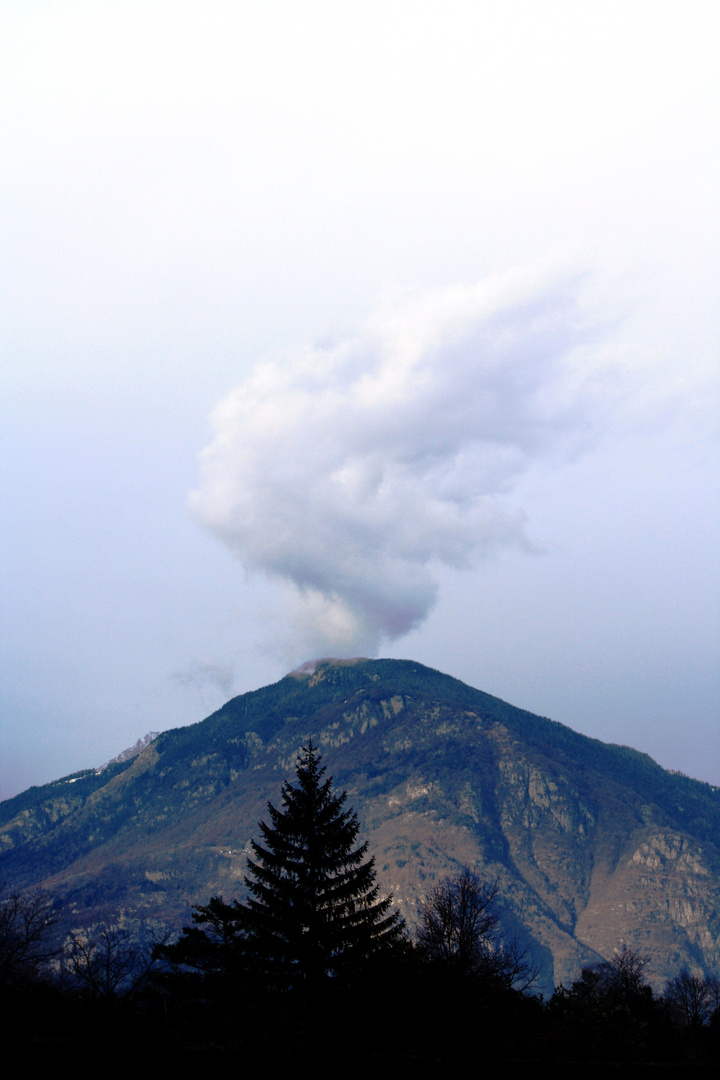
[189,267,616,656]
[170,662,235,695]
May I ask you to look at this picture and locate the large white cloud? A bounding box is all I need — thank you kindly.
[189,264,620,658]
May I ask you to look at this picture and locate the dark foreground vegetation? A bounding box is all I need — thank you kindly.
[2,745,718,1064]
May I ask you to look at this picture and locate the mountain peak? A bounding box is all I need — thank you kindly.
[2,658,718,993]
[288,656,369,679]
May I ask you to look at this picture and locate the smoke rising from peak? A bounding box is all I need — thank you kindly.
[189,266,616,658]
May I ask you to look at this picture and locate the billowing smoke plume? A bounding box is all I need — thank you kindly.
[189,265,615,658]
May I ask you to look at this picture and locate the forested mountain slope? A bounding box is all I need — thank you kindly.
[2,657,718,993]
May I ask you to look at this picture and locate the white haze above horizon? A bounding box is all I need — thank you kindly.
[1,2,718,798]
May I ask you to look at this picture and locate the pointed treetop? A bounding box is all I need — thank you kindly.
[243,737,405,983]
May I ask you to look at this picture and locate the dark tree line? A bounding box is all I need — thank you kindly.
[2,744,719,1062]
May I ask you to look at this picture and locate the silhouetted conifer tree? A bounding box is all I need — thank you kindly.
[157,895,251,982]
[244,740,404,986]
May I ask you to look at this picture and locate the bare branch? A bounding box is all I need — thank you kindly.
[0,883,60,986]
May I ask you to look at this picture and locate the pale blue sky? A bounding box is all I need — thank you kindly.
[1,1,718,797]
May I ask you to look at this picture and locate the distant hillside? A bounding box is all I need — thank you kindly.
[2,657,718,994]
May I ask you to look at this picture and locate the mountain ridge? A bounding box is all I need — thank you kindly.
[1,657,718,993]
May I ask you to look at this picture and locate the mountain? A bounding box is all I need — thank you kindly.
[1,657,718,993]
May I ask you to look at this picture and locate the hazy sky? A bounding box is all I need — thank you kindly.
[1,2,718,799]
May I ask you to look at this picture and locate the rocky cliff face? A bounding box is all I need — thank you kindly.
[1,657,718,994]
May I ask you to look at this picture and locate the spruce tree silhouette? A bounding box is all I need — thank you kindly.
[244,740,404,986]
